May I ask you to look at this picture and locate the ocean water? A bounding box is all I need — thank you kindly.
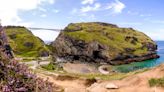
[112,41,164,73]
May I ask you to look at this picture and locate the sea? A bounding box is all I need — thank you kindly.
[112,41,164,73]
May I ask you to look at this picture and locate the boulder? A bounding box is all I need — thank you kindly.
[98,65,110,74]
[87,83,108,92]
[105,83,119,89]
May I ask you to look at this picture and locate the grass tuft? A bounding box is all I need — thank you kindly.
[149,77,164,87]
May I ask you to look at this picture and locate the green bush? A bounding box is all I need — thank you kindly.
[149,77,164,87]
[41,63,63,71]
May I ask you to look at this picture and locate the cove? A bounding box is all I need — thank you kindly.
[112,41,164,73]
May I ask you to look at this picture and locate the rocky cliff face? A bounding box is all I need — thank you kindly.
[52,22,159,65]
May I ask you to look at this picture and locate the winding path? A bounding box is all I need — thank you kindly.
[20,60,50,69]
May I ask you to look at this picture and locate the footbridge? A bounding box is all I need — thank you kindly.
[28,27,62,32]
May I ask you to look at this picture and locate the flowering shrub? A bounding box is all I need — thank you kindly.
[0,52,55,92]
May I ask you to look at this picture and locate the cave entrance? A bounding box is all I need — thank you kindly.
[73,55,80,60]
[93,51,100,59]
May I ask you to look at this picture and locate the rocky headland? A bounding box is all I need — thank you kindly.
[52,22,159,65]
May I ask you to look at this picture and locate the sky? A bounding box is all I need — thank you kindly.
[0,0,164,41]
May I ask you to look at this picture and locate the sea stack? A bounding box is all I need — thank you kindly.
[51,22,159,65]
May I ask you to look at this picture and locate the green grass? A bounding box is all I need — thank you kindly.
[71,68,149,80]
[44,69,145,80]
[40,67,128,80]
[133,47,148,56]
[64,22,155,57]
[149,77,164,87]
[5,26,49,57]
[41,63,63,71]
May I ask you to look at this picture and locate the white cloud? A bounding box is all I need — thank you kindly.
[145,29,164,41]
[77,0,125,15]
[82,0,95,5]
[31,30,60,42]
[80,14,96,19]
[47,0,55,4]
[53,9,60,13]
[150,20,164,24]
[90,14,96,20]
[70,0,125,20]
[127,11,139,15]
[106,0,125,14]
[38,7,47,12]
[71,8,78,14]
[119,22,142,26]
[0,0,55,26]
[40,14,47,17]
[140,14,152,17]
[80,3,101,13]
[127,11,152,18]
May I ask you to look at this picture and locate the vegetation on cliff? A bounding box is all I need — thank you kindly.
[52,22,159,64]
[64,22,155,55]
[4,26,49,57]
[0,26,55,91]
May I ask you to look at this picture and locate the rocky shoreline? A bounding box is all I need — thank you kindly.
[52,35,159,65]
[54,53,159,65]
[52,22,159,65]
[110,53,160,65]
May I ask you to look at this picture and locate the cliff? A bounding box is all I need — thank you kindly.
[4,26,49,57]
[52,22,159,65]
[0,26,55,91]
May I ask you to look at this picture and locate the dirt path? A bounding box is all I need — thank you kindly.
[21,60,50,69]
[37,64,164,92]
[62,63,99,74]
[37,71,88,92]
[88,64,164,92]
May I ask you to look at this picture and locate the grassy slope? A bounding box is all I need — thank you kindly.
[5,26,49,57]
[64,22,155,57]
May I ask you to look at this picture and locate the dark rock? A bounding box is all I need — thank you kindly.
[52,35,110,63]
[23,42,34,48]
[9,34,16,39]
[124,48,135,52]
[39,51,49,57]
[92,22,118,28]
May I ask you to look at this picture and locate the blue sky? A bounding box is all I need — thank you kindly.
[0,0,164,41]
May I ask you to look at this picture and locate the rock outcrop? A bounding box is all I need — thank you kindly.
[52,22,159,65]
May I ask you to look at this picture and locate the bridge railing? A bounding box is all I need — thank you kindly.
[28,27,62,31]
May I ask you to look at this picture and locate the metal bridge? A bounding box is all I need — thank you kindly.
[28,27,62,32]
